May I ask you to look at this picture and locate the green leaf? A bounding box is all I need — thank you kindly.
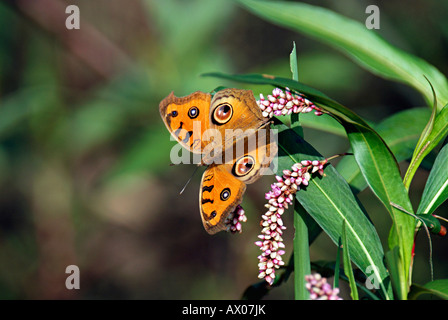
[385,247,407,300]
[403,81,438,189]
[203,72,329,101]
[404,102,448,193]
[417,142,448,215]
[404,102,448,189]
[409,280,448,300]
[275,121,392,299]
[341,220,359,300]
[342,120,415,288]
[337,107,431,193]
[333,238,341,290]
[237,0,448,109]
[290,42,300,129]
[289,41,299,82]
[293,202,311,300]
[299,112,346,137]
[427,103,448,151]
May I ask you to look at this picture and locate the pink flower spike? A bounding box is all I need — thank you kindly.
[257,88,322,119]
[305,273,343,300]
[256,157,333,285]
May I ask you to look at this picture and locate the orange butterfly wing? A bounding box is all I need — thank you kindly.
[199,164,246,234]
[159,91,211,154]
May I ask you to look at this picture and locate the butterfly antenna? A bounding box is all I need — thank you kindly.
[179,166,200,195]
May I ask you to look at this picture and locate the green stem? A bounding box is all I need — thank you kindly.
[289,40,311,300]
[294,201,311,300]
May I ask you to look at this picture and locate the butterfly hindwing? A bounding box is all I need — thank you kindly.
[199,164,246,234]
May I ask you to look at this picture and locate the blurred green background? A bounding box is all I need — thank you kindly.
[0,0,447,299]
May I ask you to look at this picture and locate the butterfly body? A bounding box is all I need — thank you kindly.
[160,89,277,234]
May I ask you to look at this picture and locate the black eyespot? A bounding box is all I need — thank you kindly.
[171,110,178,117]
[220,188,231,201]
[212,103,233,125]
[210,211,217,218]
[188,106,199,119]
[233,156,255,177]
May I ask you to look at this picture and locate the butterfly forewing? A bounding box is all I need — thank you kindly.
[159,91,212,154]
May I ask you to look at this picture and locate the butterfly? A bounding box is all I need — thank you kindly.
[159,88,278,234]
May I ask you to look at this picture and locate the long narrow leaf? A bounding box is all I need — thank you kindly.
[337,107,431,193]
[404,102,448,196]
[294,203,311,300]
[342,220,359,300]
[341,120,415,281]
[385,247,406,299]
[333,238,341,290]
[237,0,448,109]
[417,143,448,215]
[404,81,438,189]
